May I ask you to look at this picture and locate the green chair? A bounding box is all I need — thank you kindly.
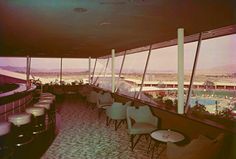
[127,105,159,150]
[86,91,99,108]
[106,102,127,130]
[97,92,114,108]
[97,92,114,117]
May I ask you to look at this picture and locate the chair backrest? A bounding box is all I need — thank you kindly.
[124,101,132,106]
[87,91,98,103]
[98,92,113,105]
[111,103,127,119]
[107,102,127,120]
[127,105,154,124]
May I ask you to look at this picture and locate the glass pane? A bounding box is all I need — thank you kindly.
[117,51,148,98]
[190,34,236,120]
[62,58,95,85]
[114,54,125,91]
[145,46,179,107]
[31,58,60,84]
[0,57,26,83]
[144,41,197,109]
[93,58,108,89]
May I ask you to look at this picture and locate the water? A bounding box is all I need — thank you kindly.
[190,98,218,107]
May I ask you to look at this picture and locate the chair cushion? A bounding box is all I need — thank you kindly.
[166,134,225,159]
[129,122,156,134]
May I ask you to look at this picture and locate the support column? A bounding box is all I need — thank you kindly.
[60,57,63,85]
[137,45,152,99]
[111,49,115,93]
[89,57,91,84]
[177,28,184,114]
[185,33,202,113]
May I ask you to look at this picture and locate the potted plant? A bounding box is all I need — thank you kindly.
[207,108,236,127]
[189,103,209,119]
[165,99,174,110]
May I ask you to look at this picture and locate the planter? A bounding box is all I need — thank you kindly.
[205,115,236,127]
[191,111,206,119]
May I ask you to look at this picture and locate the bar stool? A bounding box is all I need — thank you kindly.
[41,92,55,97]
[35,101,55,128]
[0,121,13,158]
[33,103,51,127]
[25,107,46,135]
[38,98,55,111]
[38,99,55,119]
[41,92,52,95]
[40,95,55,101]
[8,113,32,147]
[39,98,54,109]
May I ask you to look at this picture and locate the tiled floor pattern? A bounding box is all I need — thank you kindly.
[42,96,163,159]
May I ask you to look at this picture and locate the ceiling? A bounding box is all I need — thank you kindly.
[0,0,236,58]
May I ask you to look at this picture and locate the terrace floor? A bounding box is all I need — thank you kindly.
[41,95,160,159]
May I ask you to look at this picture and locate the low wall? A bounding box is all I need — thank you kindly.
[0,84,36,121]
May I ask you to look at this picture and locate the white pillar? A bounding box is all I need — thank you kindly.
[60,57,63,85]
[89,57,91,84]
[177,28,184,114]
[111,49,115,93]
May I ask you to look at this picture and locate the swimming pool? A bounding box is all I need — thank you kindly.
[190,98,218,107]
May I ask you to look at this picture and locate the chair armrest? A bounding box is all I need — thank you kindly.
[106,106,111,117]
[130,117,136,126]
[149,115,159,127]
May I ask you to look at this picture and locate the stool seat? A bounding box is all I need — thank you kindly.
[41,92,54,96]
[40,96,55,101]
[34,103,50,110]
[38,99,53,104]
[41,93,55,98]
[26,107,45,117]
[0,122,11,136]
[8,113,31,126]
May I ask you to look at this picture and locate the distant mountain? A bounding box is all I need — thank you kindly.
[0,66,88,73]
[0,66,27,73]
[1,63,235,74]
[196,64,236,74]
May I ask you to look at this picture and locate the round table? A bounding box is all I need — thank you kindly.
[149,129,185,159]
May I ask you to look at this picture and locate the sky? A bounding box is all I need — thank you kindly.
[0,34,235,73]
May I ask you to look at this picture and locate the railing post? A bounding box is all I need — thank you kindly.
[177,28,184,114]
